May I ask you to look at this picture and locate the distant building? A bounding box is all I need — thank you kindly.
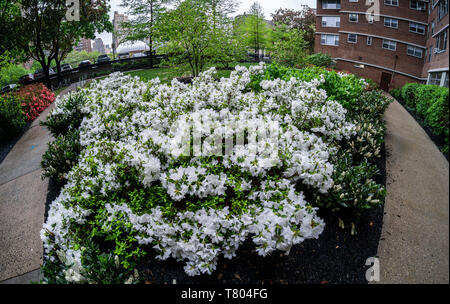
[75,38,92,53]
[112,11,129,56]
[104,44,112,54]
[93,38,106,54]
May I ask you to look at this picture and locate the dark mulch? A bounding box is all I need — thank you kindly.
[176,77,194,84]
[44,145,386,285]
[396,98,449,161]
[0,122,32,165]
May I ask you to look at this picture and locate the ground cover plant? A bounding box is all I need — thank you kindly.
[40,63,390,283]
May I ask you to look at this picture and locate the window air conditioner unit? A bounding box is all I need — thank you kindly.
[434,48,440,54]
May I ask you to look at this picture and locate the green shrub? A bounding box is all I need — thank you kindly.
[390,88,402,100]
[425,89,449,135]
[306,53,333,68]
[0,64,31,87]
[40,90,88,136]
[41,129,81,182]
[398,82,449,155]
[0,93,26,140]
[252,62,367,110]
[401,83,420,108]
[311,152,386,234]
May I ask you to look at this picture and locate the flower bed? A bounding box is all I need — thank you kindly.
[40,63,390,283]
[16,83,55,121]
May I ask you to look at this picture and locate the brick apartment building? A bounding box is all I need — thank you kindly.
[75,38,92,53]
[315,0,449,90]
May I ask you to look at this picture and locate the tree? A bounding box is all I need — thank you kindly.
[270,24,307,68]
[15,0,111,88]
[272,6,316,53]
[159,0,214,77]
[0,0,26,63]
[53,1,111,83]
[120,0,172,67]
[237,2,271,60]
[199,0,245,68]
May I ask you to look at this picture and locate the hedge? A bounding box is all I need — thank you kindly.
[392,83,449,154]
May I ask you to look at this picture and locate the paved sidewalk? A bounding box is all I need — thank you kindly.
[376,99,449,283]
[0,83,81,283]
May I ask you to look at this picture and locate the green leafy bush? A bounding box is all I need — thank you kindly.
[306,53,333,68]
[251,62,368,110]
[41,129,81,182]
[40,90,88,136]
[390,88,402,100]
[311,152,386,234]
[0,93,26,140]
[401,83,420,108]
[41,90,87,181]
[397,82,449,154]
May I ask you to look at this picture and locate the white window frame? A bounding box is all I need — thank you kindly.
[367,36,373,45]
[438,0,449,21]
[407,45,424,58]
[410,0,427,11]
[384,17,398,29]
[322,16,341,27]
[382,39,397,51]
[322,0,342,9]
[435,30,448,52]
[384,0,399,6]
[349,13,358,23]
[348,33,357,43]
[321,34,340,46]
[409,22,426,35]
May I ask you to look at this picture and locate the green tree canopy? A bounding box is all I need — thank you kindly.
[236,2,272,59]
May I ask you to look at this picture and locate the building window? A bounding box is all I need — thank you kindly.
[410,22,426,34]
[410,0,426,11]
[435,30,448,52]
[322,16,341,27]
[444,73,449,88]
[382,39,397,51]
[348,33,357,43]
[438,0,448,21]
[428,46,433,61]
[349,13,358,22]
[368,14,374,23]
[321,34,340,46]
[429,72,442,85]
[407,45,424,58]
[431,20,435,34]
[367,36,373,45]
[323,0,341,9]
[384,17,398,28]
[384,0,399,6]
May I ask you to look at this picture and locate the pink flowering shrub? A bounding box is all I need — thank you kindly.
[15,83,55,121]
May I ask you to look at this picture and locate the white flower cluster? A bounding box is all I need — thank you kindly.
[41,63,356,278]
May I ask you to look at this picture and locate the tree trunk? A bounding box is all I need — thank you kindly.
[56,59,62,85]
[42,62,52,89]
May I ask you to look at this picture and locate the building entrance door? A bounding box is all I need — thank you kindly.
[380,72,392,91]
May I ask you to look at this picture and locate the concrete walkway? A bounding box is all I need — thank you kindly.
[376,99,449,283]
[0,83,81,284]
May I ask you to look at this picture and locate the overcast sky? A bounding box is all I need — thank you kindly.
[97,0,316,46]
